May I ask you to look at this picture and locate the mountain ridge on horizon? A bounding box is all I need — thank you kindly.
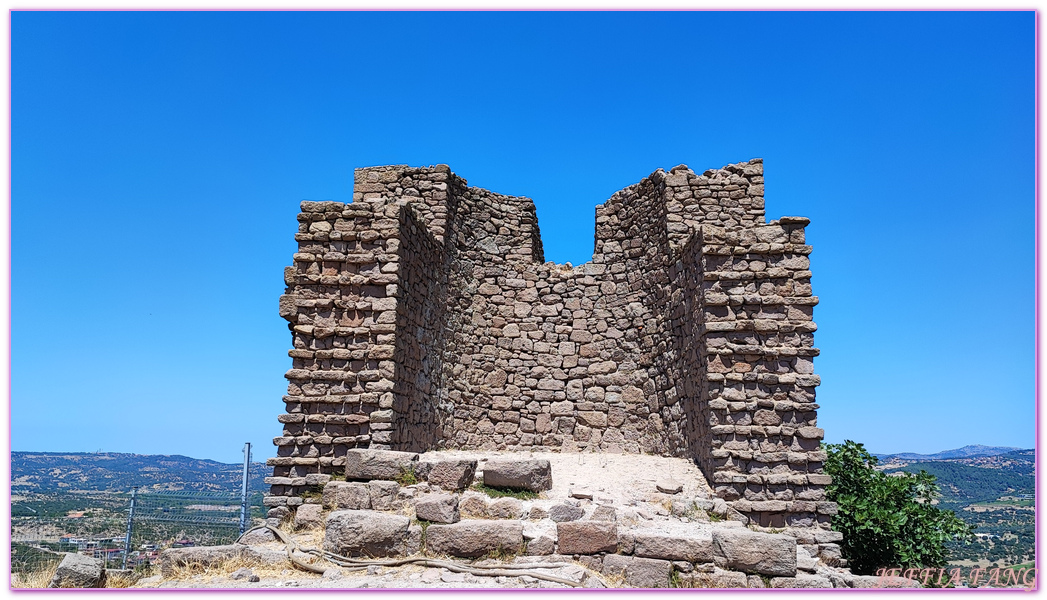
[14,444,1033,467]
[11,449,267,467]
[871,444,1030,461]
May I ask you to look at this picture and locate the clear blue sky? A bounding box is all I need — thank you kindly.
[12,11,1034,464]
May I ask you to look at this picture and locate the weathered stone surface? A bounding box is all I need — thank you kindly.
[415,494,459,524]
[548,502,584,522]
[323,481,371,510]
[770,574,833,588]
[368,480,401,511]
[712,529,796,577]
[524,536,555,555]
[425,520,524,558]
[557,521,617,554]
[405,524,423,555]
[487,497,524,519]
[457,492,489,519]
[482,459,552,491]
[591,505,617,521]
[633,532,713,562]
[324,510,411,557]
[796,545,819,572]
[528,506,548,520]
[344,449,419,481]
[602,554,672,588]
[655,479,683,494]
[293,503,323,530]
[747,574,767,588]
[848,574,922,588]
[239,527,276,544]
[49,553,106,588]
[678,568,748,588]
[266,505,291,522]
[425,459,477,490]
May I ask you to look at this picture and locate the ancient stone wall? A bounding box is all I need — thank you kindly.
[268,159,834,529]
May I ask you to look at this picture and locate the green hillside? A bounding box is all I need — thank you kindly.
[886,461,1033,508]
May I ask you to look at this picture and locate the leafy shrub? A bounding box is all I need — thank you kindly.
[824,440,972,575]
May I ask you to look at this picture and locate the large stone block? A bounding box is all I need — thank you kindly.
[712,529,796,577]
[368,480,401,511]
[482,459,552,491]
[293,503,323,530]
[557,521,617,554]
[415,494,459,524]
[49,553,106,588]
[344,449,419,481]
[425,520,524,558]
[324,510,411,557]
[487,497,524,519]
[633,532,714,563]
[602,554,672,588]
[322,481,371,510]
[424,459,477,490]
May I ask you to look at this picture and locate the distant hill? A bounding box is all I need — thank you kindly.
[884,460,1034,507]
[11,451,268,494]
[874,444,1026,461]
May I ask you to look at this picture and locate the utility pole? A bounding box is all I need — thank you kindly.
[239,443,251,536]
[122,487,138,570]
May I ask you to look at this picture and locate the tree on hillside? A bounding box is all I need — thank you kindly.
[823,440,972,575]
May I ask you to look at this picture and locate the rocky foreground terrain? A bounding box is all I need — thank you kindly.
[118,451,917,589]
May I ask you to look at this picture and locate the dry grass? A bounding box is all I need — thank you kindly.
[161,552,317,586]
[11,562,60,589]
[105,570,144,588]
[291,526,327,550]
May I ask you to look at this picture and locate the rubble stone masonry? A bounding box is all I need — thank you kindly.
[268,159,835,529]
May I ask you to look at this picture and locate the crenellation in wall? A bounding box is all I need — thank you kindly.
[268,159,834,531]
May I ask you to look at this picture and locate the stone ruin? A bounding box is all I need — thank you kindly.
[266,158,836,532]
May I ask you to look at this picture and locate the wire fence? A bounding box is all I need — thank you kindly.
[11,444,264,580]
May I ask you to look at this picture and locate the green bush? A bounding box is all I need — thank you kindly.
[824,440,972,575]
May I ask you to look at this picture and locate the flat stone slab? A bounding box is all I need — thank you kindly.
[368,480,401,511]
[294,503,323,529]
[557,521,617,554]
[712,528,796,577]
[345,449,419,481]
[848,574,922,588]
[548,502,584,522]
[602,554,672,588]
[633,532,714,563]
[423,459,477,490]
[323,481,371,510]
[425,520,524,558]
[415,493,460,524]
[482,459,552,491]
[324,509,411,557]
[771,574,834,588]
[655,479,683,494]
[49,553,106,588]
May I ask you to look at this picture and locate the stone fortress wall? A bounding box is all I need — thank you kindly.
[268,159,835,530]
